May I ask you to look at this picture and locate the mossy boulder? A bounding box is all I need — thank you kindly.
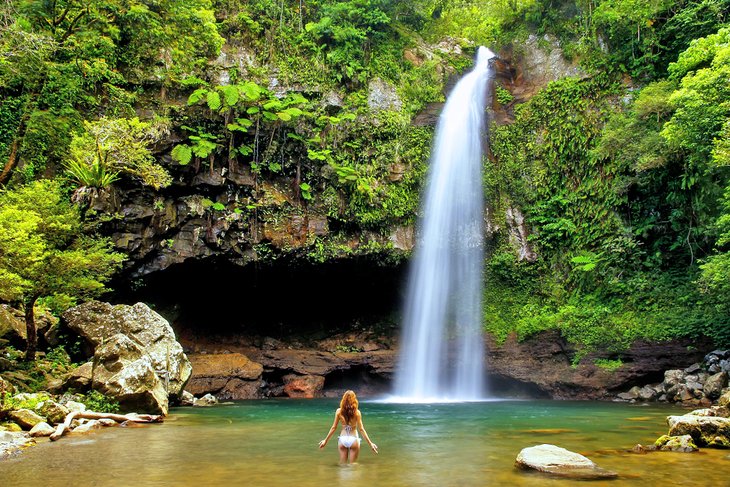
[667,414,730,448]
[8,409,45,430]
[719,389,730,407]
[654,434,698,452]
[36,400,70,424]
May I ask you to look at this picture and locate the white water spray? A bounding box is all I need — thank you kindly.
[393,46,496,402]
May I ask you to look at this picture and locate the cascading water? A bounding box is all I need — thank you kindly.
[393,46,496,402]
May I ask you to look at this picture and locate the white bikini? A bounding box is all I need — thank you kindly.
[338,424,360,448]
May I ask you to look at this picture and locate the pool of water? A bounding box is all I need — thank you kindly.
[1,399,727,486]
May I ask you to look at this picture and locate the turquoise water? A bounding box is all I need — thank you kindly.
[1,399,727,486]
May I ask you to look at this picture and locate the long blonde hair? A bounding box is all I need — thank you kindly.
[339,390,358,425]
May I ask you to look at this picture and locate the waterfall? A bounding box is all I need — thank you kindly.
[393,46,495,402]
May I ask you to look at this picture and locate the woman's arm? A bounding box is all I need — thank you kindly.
[318,409,340,449]
[357,411,378,454]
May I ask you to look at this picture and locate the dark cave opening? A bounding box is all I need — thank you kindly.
[323,366,390,397]
[115,257,407,342]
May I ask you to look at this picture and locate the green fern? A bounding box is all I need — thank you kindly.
[171,144,193,165]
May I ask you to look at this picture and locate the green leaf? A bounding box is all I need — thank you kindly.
[188,88,208,105]
[171,144,193,165]
[219,85,240,106]
[207,91,222,111]
[240,82,263,101]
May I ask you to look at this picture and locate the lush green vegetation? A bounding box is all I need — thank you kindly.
[484,0,730,353]
[0,180,125,360]
[0,0,728,365]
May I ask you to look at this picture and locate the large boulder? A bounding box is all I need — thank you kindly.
[92,333,169,415]
[8,409,45,430]
[0,375,15,396]
[667,414,730,448]
[515,444,618,479]
[36,400,70,424]
[0,305,26,347]
[63,301,192,398]
[703,372,728,400]
[62,361,94,392]
[654,434,698,452]
[186,353,263,400]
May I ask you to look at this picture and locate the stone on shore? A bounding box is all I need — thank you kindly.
[63,301,192,398]
[515,444,618,479]
[73,420,104,434]
[8,409,45,430]
[64,401,87,413]
[92,333,169,415]
[0,431,35,458]
[29,422,55,437]
[62,362,94,392]
[703,372,728,400]
[36,400,70,424]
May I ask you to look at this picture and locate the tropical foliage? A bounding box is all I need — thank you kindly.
[0,0,729,364]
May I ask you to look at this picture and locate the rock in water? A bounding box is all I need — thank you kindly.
[92,333,169,415]
[63,301,192,399]
[193,393,218,407]
[654,434,698,452]
[667,414,730,448]
[72,420,104,434]
[180,390,195,406]
[515,444,618,480]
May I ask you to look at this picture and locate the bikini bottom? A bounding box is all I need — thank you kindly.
[338,435,360,448]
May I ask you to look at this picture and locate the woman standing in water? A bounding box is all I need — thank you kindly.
[318,390,378,463]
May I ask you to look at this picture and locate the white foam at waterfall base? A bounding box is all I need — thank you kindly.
[393,46,496,402]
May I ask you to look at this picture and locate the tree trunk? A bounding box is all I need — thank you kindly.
[50,411,164,441]
[0,137,20,186]
[24,294,39,362]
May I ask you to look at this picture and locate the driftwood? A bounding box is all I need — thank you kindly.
[49,410,163,441]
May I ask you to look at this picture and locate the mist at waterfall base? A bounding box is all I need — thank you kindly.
[389,47,496,403]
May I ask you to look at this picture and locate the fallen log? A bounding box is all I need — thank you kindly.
[50,411,164,441]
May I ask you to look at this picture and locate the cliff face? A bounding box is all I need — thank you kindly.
[103,34,577,281]
[97,31,701,401]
